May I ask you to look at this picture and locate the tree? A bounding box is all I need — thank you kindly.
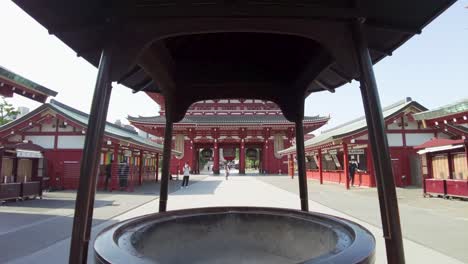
[0,97,20,125]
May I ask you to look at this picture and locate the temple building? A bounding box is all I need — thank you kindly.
[280,98,465,189]
[129,95,329,175]
[413,98,467,199]
[1,100,165,191]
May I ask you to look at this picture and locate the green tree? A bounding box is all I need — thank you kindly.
[0,97,20,125]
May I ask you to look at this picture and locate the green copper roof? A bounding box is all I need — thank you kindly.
[413,98,468,121]
[280,98,427,154]
[0,100,166,152]
[0,66,58,97]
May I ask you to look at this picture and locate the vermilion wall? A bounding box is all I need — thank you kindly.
[306,170,375,187]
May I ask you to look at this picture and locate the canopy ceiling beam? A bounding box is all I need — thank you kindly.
[329,67,352,83]
[117,65,142,84]
[369,47,392,57]
[294,52,334,94]
[133,78,154,94]
[314,80,336,93]
[366,22,422,35]
[137,42,176,94]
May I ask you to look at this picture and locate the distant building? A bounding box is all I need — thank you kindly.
[15,106,30,119]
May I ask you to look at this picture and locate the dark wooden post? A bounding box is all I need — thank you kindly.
[139,151,144,185]
[295,119,309,211]
[318,150,323,184]
[111,144,119,190]
[343,143,350,189]
[352,19,405,264]
[159,110,173,212]
[155,153,159,182]
[69,48,113,264]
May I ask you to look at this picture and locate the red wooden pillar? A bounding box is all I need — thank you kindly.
[447,152,454,180]
[213,140,220,174]
[318,150,323,185]
[465,143,468,168]
[239,139,245,174]
[343,143,349,190]
[155,153,159,182]
[366,145,375,187]
[263,140,269,174]
[138,151,143,185]
[111,144,119,191]
[288,154,294,177]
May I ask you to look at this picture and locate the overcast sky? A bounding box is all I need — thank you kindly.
[0,1,467,134]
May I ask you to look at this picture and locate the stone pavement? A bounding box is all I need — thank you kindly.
[1,176,206,263]
[257,176,468,263]
[4,176,465,264]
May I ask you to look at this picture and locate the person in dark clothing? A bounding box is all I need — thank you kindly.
[104,161,112,191]
[348,159,359,187]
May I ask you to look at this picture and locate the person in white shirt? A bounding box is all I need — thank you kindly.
[181,162,191,188]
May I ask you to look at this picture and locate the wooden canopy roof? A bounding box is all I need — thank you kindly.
[0,66,58,103]
[12,0,455,122]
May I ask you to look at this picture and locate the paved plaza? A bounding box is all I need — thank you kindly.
[1,175,467,264]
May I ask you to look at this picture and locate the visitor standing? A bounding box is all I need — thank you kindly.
[181,162,190,188]
[348,159,359,187]
[225,163,230,180]
[104,160,112,191]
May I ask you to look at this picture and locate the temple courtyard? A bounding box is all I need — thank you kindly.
[0,175,467,264]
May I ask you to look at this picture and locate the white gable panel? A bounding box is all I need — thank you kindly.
[386,133,403,147]
[57,136,85,149]
[405,133,434,146]
[25,136,54,149]
[436,133,451,139]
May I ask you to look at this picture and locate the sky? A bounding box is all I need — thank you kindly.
[0,1,467,134]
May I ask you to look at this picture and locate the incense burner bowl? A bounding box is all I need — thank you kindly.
[94,207,375,264]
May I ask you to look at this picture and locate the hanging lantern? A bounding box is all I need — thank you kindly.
[223,148,235,161]
[246,148,258,159]
[201,148,213,158]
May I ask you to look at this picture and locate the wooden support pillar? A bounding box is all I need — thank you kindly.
[295,119,309,212]
[111,144,118,190]
[239,139,246,174]
[139,151,143,185]
[12,157,18,183]
[353,19,405,264]
[213,140,220,174]
[318,150,323,185]
[447,152,454,180]
[159,112,173,212]
[366,145,375,187]
[264,140,269,174]
[288,154,295,178]
[69,48,113,264]
[343,143,350,190]
[155,153,159,182]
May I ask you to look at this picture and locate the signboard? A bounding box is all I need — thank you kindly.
[16,149,43,158]
[328,149,338,155]
[348,149,365,155]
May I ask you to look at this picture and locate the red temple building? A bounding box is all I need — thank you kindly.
[280,98,465,189]
[129,95,329,175]
[413,98,468,199]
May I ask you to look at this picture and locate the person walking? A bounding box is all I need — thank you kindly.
[225,163,230,180]
[181,162,190,188]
